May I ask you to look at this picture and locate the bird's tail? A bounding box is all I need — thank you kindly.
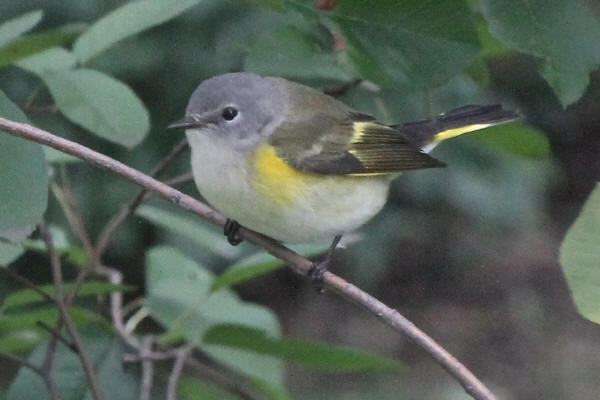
[395,104,518,149]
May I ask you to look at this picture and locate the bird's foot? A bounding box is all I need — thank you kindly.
[306,235,342,293]
[224,219,243,246]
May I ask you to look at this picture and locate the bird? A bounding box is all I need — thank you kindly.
[168,72,517,285]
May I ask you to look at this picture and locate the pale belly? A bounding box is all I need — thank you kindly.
[187,131,390,243]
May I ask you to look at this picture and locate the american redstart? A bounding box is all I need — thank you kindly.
[169,73,517,281]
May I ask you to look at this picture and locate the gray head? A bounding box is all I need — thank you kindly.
[168,73,288,150]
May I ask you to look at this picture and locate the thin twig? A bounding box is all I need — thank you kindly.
[166,346,192,400]
[94,138,189,259]
[41,330,61,400]
[57,165,94,252]
[36,321,77,353]
[185,357,260,400]
[60,139,189,313]
[0,267,55,303]
[163,171,193,187]
[139,336,154,400]
[0,270,62,400]
[39,220,104,400]
[95,265,143,349]
[0,117,498,400]
[22,84,43,110]
[0,351,44,375]
[96,265,172,359]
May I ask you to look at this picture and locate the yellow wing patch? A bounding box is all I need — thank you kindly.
[252,144,317,206]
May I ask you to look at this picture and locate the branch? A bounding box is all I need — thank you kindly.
[36,321,76,353]
[39,220,103,400]
[0,117,497,400]
[0,351,43,375]
[0,267,55,304]
[166,346,192,400]
[139,336,154,400]
[93,138,189,259]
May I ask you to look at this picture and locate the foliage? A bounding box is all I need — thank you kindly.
[560,183,600,323]
[0,0,598,399]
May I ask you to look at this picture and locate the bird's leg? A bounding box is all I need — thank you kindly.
[224,219,243,246]
[307,235,342,293]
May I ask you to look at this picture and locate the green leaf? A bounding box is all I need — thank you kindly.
[3,280,132,311]
[73,0,203,62]
[136,205,241,259]
[204,324,401,372]
[16,47,77,74]
[474,121,549,159]
[0,241,24,265]
[38,68,150,147]
[0,330,41,352]
[245,23,351,82]
[332,0,480,90]
[0,23,86,67]
[253,380,293,400]
[178,377,243,400]
[43,146,80,163]
[481,0,600,107]
[0,306,108,333]
[0,10,43,48]
[211,243,330,291]
[8,327,139,400]
[145,246,284,387]
[0,90,48,242]
[560,183,600,324]
[244,0,285,9]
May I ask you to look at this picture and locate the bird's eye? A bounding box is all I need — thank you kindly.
[221,106,238,121]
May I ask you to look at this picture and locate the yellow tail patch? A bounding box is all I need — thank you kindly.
[253,144,315,206]
[433,123,494,143]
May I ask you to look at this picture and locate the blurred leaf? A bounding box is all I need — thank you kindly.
[0,241,24,265]
[211,242,329,291]
[473,14,509,57]
[145,246,284,387]
[244,0,285,9]
[0,23,85,67]
[39,68,150,147]
[245,23,351,81]
[0,10,43,48]
[8,327,138,400]
[0,306,107,333]
[178,377,243,400]
[73,0,203,62]
[16,47,76,74]
[331,0,480,90]
[474,121,549,159]
[136,205,240,259]
[481,0,600,107]
[253,380,293,400]
[0,330,41,352]
[205,324,401,372]
[0,90,48,242]
[560,183,600,324]
[43,146,80,163]
[3,280,132,311]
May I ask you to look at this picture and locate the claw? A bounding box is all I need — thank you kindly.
[306,235,342,293]
[224,219,243,246]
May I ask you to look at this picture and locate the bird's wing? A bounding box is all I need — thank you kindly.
[268,112,445,176]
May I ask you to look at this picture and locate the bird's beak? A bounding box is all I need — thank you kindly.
[167,116,200,130]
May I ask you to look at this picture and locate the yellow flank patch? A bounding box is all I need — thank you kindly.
[252,144,315,206]
[433,123,492,142]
